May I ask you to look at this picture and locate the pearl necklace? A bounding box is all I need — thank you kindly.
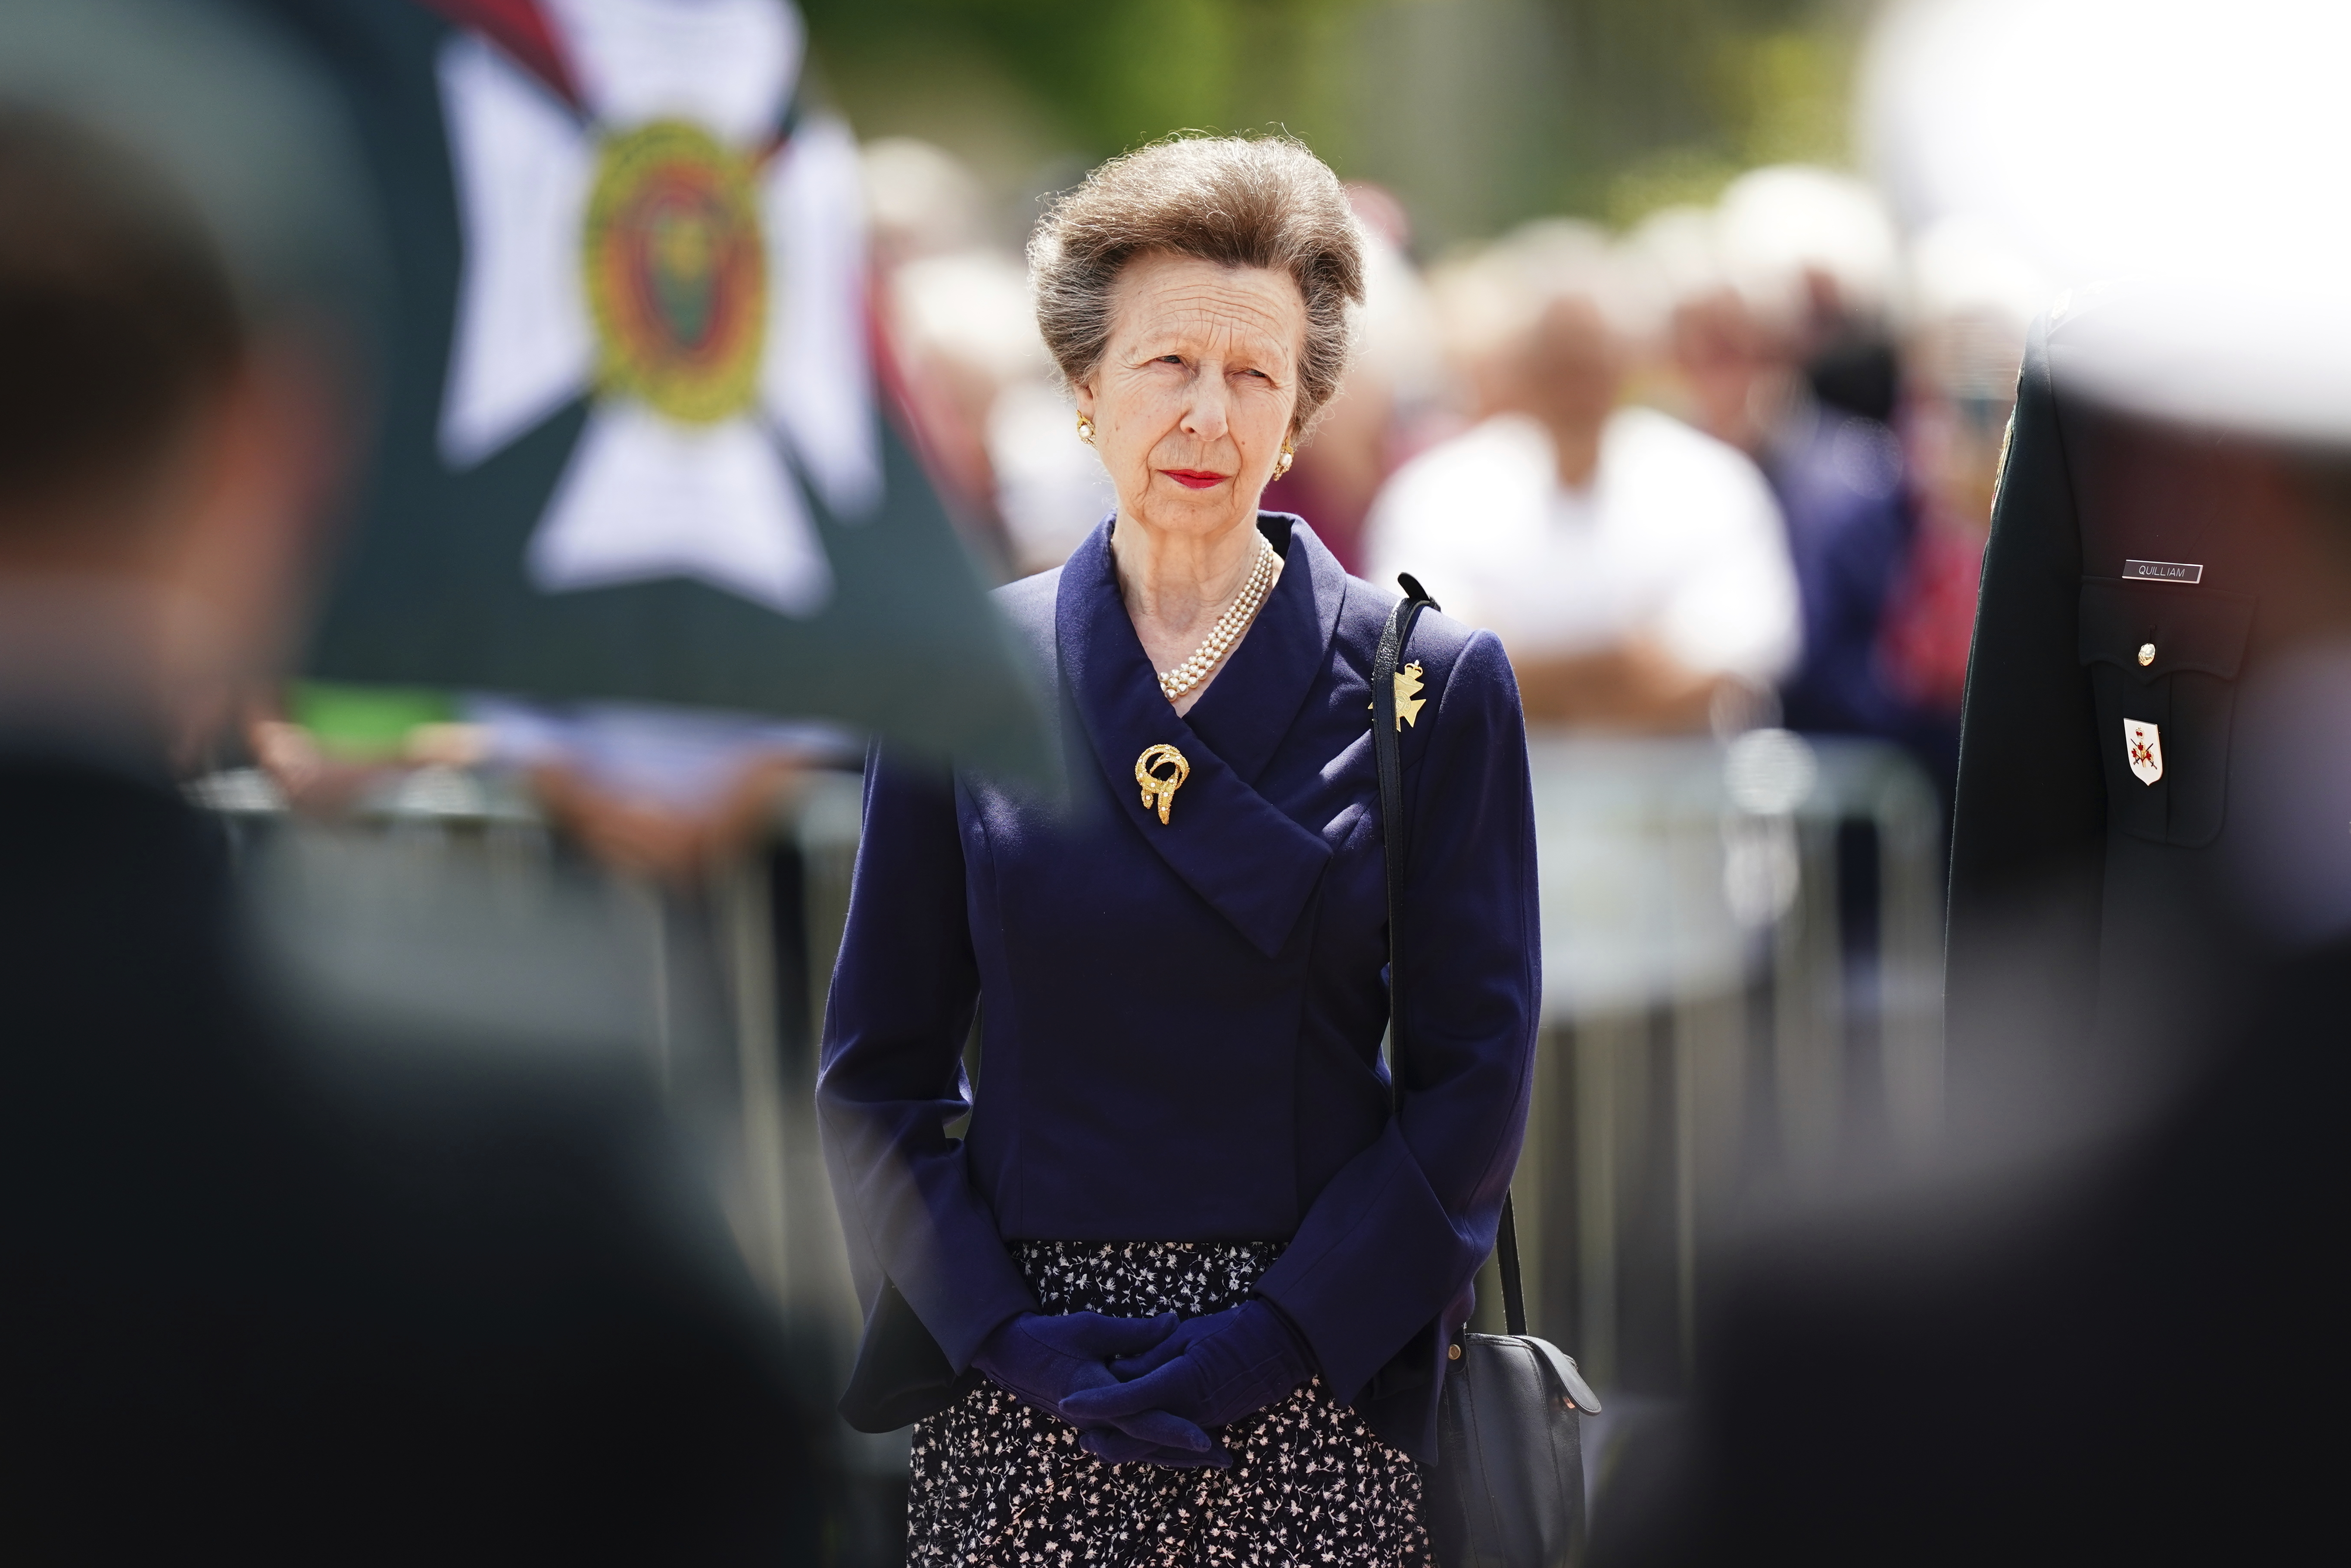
[1156,533,1278,703]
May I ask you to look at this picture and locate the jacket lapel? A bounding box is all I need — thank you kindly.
[1181,515,1346,784]
[1055,518,1334,958]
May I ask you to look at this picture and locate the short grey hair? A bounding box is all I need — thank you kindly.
[1028,134,1366,438]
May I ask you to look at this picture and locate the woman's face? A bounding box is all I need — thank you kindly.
[1075,250,1306,544]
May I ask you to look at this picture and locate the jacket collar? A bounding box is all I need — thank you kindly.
[1181,514,1348,784]
[1053,514,1338,958]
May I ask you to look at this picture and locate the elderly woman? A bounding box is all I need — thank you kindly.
[819,136,1537,1566]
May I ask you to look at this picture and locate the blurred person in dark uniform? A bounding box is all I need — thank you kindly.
[0,0,827,1556]
[1589,291,2351,1565]
[1584,7,2351,1557]
[1588,934,2348,1567]
[1942,288,2351,1115]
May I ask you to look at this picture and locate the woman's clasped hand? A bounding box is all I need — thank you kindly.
[973,1304,1316,1470]
[970,1310,1213,1461]
[1069,1302,1315,1468]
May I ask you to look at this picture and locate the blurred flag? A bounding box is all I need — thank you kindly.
[254,0,1048,774]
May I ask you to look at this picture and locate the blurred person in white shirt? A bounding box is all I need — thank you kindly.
[1366,224,1799,729]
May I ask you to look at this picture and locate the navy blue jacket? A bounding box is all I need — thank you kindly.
[817,516,1539,1459]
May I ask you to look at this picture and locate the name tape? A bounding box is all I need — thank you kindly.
[2124,559,2203,584]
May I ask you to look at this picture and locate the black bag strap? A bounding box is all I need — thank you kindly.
[1372,575,1530,1341]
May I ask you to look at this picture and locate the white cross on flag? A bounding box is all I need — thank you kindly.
[252,0,1048,775]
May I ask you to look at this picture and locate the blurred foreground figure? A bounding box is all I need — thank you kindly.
[1593,293,2351,1564]
[1591,945,2348,1566]
[1944,292,2351,1117]
[1367,227,1798,728]
[0,2,826,1555]
[1588,5,2351,1557]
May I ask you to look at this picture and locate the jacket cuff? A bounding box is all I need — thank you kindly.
[888,1226,1037,1374]
[1251,1128,1481,1406]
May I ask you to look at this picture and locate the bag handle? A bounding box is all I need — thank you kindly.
[1372,576,1530,1341]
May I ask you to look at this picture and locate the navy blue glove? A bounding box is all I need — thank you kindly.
[970,1311,1216,1458]
[1060,1300,1313,1437]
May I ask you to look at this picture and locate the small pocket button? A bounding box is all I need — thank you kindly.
[2138,642,2156,666]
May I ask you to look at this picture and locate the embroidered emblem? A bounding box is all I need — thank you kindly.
[1394,661,1426,731]
[583,119,767,425]
[2124,559,2202,585]
[1135,744,1189,824]
[2125,719,2164,786]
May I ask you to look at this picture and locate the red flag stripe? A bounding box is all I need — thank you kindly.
[414,0,581,107]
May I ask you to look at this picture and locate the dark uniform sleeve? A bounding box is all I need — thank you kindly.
[1945,320,2110,1107]
[1254,628,1540,1413]
[816,749,1037,1377]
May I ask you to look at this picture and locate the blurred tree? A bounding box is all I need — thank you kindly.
[800,0,1869,247]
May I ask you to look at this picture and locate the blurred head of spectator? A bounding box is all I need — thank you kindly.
[863,134,1128,579]
[1870,218,2047,719]
[886,244,1041,558]
[1898,216,2046,538]
[863,134,993,270]
[1260,180,1444,572]
[0,75,355,769]
[862,137,1028,565]
[1660,283,1781,460]
[1643,167,1901,457]
[1721,165,1902,422]
[1430,221,1639,486]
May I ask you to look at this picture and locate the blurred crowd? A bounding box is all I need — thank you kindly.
[226,139,2040,869]
[872,144,2050,809]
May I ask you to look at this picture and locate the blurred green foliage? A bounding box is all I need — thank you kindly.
[289,682,455,759]
[799,0,1867,248]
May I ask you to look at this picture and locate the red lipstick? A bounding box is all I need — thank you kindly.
[1160,469,1228,490]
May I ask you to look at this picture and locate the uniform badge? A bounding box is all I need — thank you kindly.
[2125,719,2164,785]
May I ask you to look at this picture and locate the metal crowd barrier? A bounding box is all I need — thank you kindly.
[1492,732,1945,1396]
[193,729,1942,1530]
[790,732,1945,1400]
[193,763,907,1559]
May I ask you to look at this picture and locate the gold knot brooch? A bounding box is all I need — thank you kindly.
[1135,744,1189,824]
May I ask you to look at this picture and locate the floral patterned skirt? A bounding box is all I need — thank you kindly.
[907,1240,1431,1568]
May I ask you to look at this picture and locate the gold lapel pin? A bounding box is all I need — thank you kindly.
[1371,662,1428,730]
[1135,744,1189,824]
[1394,661,1426,729]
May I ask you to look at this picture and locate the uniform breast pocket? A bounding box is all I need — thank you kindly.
[2077,577,2256,847]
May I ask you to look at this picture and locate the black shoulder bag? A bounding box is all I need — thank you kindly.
[1373,576,1603,1568]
